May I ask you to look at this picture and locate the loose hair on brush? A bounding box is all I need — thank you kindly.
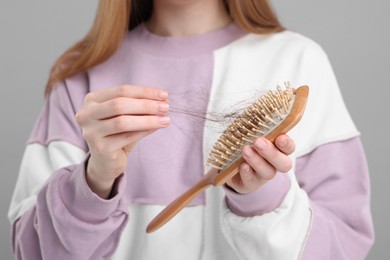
[44,0,284,95]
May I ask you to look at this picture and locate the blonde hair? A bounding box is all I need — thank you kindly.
[45,0,283,94]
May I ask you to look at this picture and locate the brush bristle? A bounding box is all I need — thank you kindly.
[206,84,295,170]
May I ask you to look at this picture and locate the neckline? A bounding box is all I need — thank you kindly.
[127,22,247,57]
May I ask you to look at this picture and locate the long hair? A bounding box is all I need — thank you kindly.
[45,0,283,94]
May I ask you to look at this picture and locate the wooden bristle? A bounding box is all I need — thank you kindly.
[206,85,294,170]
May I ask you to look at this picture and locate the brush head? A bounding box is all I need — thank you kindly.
[206,84,295,171]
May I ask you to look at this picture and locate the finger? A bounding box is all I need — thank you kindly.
[97,115,171,136]
[226,163,266,194]
[252,138,292,173]
[91,98,169,119]
[86,85,168,103]
[275,134,295,155]
[92,130,155,154]
[241,145,276,180]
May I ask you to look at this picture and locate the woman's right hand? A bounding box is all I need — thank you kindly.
[75,85,170,199]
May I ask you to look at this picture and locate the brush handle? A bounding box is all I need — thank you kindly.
[212,85,309,186]
[146,169,219,233]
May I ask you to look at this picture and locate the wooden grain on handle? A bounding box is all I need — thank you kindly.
[146,169,219,233]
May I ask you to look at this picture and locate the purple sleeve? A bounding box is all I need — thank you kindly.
[223,137,374,259]
[12,74,130,259]
[12,160,129,259]
[28,75,88,151]
[297,137,374,259]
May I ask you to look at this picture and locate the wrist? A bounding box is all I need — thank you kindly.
[224,172,290,217]
[86,159,117,199]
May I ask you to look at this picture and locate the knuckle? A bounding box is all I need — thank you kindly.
[117,85,130,97]
[75,107,93,125]
[144,100,156,113]
[75,111,84,124]
[280,159,292,173]
[108,153,118,160]
[82,129,92,141]
[113,117,128,131]
[146,88,162,100]
[152,89,160,99]
[265,146,276,158]
[94,142,106,154]
[84,92,95,103]
[111,99,126,113]
[144,87,154,97]
[261,169,276,180]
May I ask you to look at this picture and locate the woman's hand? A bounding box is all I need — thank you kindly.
[226,135,295,194]
[75,85,170,199]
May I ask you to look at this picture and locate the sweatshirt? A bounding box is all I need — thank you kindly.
[8,23,374,260]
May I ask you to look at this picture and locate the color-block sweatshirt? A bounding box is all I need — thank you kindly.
[8,23,374,260]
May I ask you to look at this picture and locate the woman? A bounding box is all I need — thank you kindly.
[8,0,374,259]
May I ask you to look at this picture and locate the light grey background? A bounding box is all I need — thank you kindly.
[0,1,388,259]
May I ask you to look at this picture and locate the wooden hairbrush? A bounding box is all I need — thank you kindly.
[146,84,309,233]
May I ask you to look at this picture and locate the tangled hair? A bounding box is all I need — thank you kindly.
[45,0,284,94]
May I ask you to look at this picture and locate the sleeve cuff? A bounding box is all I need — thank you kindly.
[224,172,290,217]
[60,159,127,222]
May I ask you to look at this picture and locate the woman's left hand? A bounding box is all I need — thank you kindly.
[226,134,295,194]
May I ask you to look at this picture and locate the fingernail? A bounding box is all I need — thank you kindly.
[159,116,171,125]
[279,137,288,147]
[255,138,267,150]
[158,103,169,112]
[243,165,251,173]
[242,146,253,157]
[158,91,168,99]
